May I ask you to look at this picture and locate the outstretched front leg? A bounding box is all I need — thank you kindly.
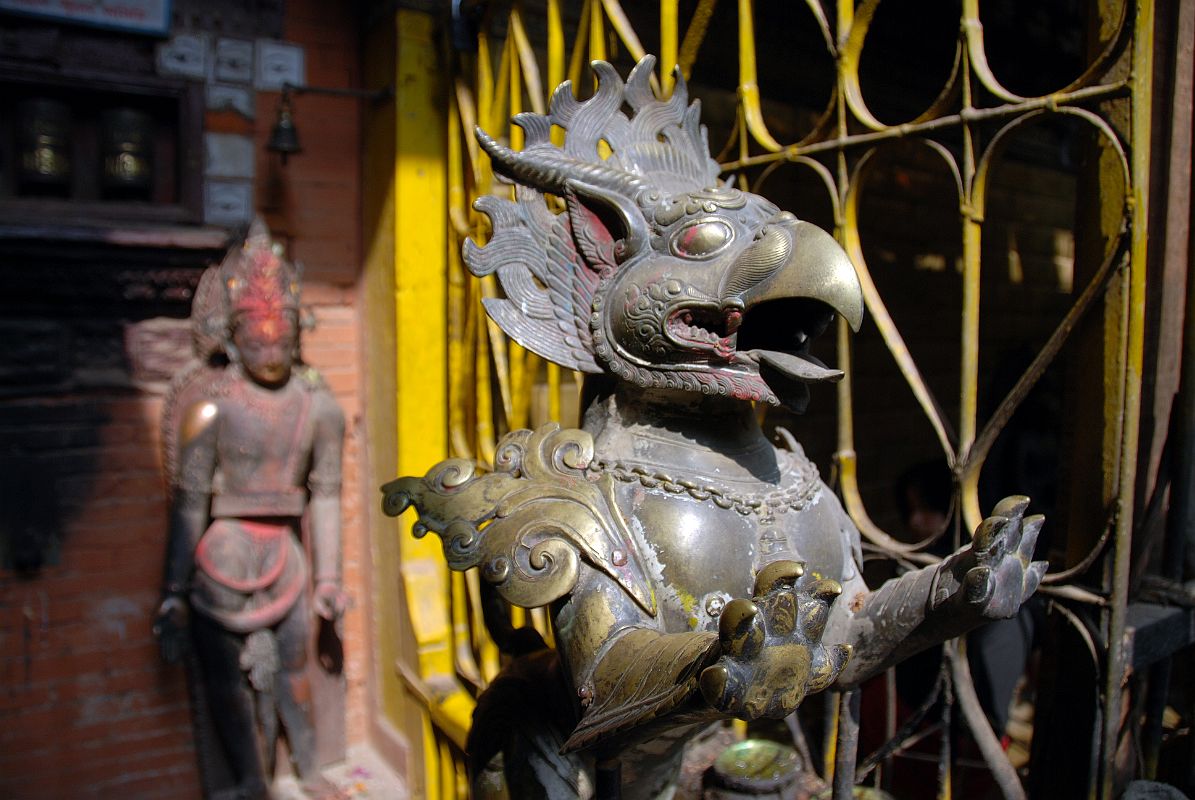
[833,496,1047,688]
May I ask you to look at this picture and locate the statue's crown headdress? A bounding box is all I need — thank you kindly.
[222,219,300,337]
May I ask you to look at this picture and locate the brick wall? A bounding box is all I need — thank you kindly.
[0,1,368,797]
[265,0,369,753]
[0,397,196,799]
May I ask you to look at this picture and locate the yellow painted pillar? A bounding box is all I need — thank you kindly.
[363,8,464,797]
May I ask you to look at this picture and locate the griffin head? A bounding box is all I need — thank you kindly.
[465,56,863,412]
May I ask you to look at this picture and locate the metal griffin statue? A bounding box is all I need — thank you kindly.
[384,57,1045,799]
[156,221,347,800]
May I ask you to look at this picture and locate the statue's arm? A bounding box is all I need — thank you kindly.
[164,401,218,594]
[308,391,346,620]
[156,401,218,662]
[829,496,1047,689]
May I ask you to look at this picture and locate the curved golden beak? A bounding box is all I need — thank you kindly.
[727,220,864,332]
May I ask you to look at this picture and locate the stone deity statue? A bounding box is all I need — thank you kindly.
[156,222,346,800]
[385,58,1044,799]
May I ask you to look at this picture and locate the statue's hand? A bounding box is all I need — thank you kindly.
[313,580,348,621]
[153,595,189,664]
[699,561,852,720]
[937,495,1047,620]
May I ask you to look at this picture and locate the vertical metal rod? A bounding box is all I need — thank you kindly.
[1155,47,1195,784]
[880,667,897,789]
[824,686,840,782]
[832,689,861,800]
[1100,2,1154,796]
[1184,76,1195,795]
[938,671,953,800]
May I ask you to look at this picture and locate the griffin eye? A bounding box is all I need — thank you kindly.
[670,219,733,259]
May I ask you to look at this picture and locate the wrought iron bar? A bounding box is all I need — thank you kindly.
[1100,3,1154,795]
[947,639,1026,800]
[720,81,1130,172]
[855,667,946,782]
[833,689,862,800]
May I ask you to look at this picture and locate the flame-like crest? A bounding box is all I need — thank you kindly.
[463,57,720,373]
[224,219,301,341]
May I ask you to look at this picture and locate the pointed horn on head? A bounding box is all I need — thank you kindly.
[475,126,647,198]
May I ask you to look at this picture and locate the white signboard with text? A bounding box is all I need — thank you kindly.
[0,0,171,36]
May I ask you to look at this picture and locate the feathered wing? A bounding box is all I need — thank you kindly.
[465,192,603,373]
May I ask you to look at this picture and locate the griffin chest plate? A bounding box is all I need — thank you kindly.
[596,450,856,633]
[381,423,857,633]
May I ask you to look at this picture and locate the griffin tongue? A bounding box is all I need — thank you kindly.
[751,349,843,414]
[752,349,844,383]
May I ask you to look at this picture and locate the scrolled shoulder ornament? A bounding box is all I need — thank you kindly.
[382,423,655,613]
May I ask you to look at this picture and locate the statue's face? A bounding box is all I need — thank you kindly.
[233,313,297,388]
[596,187,862,411]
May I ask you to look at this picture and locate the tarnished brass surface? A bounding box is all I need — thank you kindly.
[383,424,655,613]
[387,57,1045,799]
[706,738,801,799]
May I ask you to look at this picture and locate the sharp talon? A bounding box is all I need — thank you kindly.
[992,495,1030,520]
[965,565,993,604]
[835,643,853,664]
[1019,514,1045,558]
[808,643,852,692]
[817,640,855,693]
[719,599,762,656]
[973,514,1007,553]
[808,578,842,603]
[829,644,853,679]
[754,560,805,596]
[700,664,730,707]
[1026,560,1047,594]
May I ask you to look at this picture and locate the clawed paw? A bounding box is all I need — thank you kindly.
[699,560,852,720]
[948,495,1048,620]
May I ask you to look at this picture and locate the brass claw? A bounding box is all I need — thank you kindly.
[799,597,831,641]
[1020,514,1045,560]
[964,565,994,605]
[699,664,732,707]
[991,494,1031,520]
[753,560,805,595]
[807,643,852,693]
[806,578,843,602]
[973,514,1010,560]
[719,599,763,658]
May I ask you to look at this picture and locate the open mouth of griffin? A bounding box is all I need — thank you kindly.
[666,297,842,401]
[665,306,743,359]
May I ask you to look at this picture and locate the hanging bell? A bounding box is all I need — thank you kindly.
[267,96,302,164]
